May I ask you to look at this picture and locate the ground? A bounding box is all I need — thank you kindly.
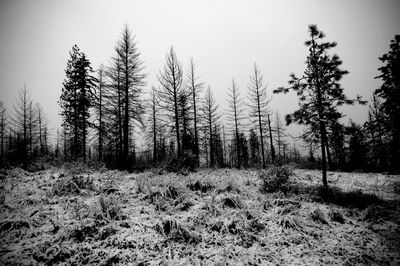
[0,165,399,265]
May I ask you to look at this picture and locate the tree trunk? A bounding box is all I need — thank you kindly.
[267,114,275,164]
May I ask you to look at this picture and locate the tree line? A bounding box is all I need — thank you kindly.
[1,25,399,185]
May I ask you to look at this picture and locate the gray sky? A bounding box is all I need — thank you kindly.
[0,0,399,143]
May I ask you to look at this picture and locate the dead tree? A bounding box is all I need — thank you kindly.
[187,59,203,166]
[226,80,245,168]
[201,86,220,167]
[12,85,32,167]
[247,64,271,168]
[117,25,146,169]
[156,47,184,158]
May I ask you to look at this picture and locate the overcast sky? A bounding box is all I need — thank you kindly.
[0,0,399,143]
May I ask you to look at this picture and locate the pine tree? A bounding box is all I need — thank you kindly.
[0,102,6,167]
[374,35,400,173]
[274,24,364,188]
[249,128,260,167]
[346,121,368,171]
[59,45,96,160]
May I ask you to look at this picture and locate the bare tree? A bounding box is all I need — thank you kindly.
[146,86,164,163]
[187,58,203,166]
[226,80,245,168]
[12,85,32,167]
[94,64,106,160]
[200,86,220,167]
[35,103,49,154]
[247,64,272,168]
[117,25,146,169]
[157,47,184,158]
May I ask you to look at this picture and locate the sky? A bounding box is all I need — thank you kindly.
[0,0,399,146]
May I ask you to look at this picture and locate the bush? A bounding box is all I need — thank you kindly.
[98,195,123,220]
[187,179,215,193]
[165,151,198,173]
[52,174,95,196]
[155,218,201,244]
[259,165,293,193]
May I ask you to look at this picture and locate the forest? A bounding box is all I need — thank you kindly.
[0,24,399,265]
[1,25,399,177]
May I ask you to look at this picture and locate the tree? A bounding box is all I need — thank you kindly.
[346,121,368,171]
[187,59,203,166]
[274,112,287,165]
[105,47,124,166]
[364,95,387,171]
[201,86,220,167]
[59,45,96,160]
[274,24,364,188]
[94,64,106,160]
[12,86,32,167]
[247,64,271,168]
[226,80,245,168]
[157,47,184,158]
[0,102,6,167]
[35,103,48,154]
[117,25,146,169]
[146,86,164,163]
[249,128,260,167]
[375,35,400,173]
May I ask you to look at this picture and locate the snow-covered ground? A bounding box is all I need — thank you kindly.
[0,167,399,265]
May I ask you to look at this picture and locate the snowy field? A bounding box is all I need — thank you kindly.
[0,166,399,265]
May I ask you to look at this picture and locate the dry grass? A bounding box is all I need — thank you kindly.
[0,167,399,265]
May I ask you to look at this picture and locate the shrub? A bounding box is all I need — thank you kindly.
[310,208,329,225]
[98,195,123,220]
[328,209,345,223]
[187,180,215,193]
[259,165,293,193]
[165,151,198,173]
[52,174,95,196]
[220,195,245,209]
[155,218,201,244]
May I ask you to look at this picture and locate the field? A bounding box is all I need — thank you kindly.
[0,166,399,265]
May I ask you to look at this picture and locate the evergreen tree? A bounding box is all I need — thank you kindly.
[374,35,400,173]
[346,121,368,171]
[59,45,96,160]
[0,102,6,167]
[249,128,260,167]
[274,24,364,188]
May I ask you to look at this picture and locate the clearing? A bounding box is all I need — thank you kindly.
[0,166,399,265]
